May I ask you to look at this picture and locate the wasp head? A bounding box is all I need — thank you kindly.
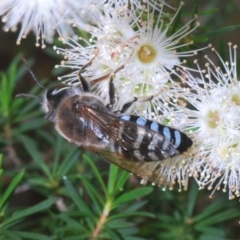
[42,84,83,122]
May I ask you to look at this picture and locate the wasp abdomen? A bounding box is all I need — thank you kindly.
[120,115,192,157]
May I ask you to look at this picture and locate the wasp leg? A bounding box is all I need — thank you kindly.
[78,72,91,92]
[77,61,92,92]
[77,50,99,92]
[109,77,115,106]
[118,94,155,113]
[106,63,129,111]
[106,76,115,110]
[120,97,138,113]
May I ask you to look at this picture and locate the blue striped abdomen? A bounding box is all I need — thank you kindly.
[119,115,192,161]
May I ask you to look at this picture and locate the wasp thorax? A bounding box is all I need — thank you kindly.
[54,93,108,147]
[74,93,108,112]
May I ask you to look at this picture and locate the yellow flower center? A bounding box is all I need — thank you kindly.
[232,94,240,106]
[134,83,153,95]
[207,110,219,128]
[138,44,157,64]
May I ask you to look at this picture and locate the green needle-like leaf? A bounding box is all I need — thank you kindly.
[0,171,24,210]
[108,211,155,221]
[113,187,153,208]
[79,175,104,214]
[84,155,107,195]
[1,197,56,229]
[63,176,94,219]
[107,164,119,195]
[19,135,51,178]
[55,146,79,177]
[199,25,240,38]
[6,231,53,240]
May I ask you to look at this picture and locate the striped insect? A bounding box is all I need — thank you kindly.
[18,59,193,186]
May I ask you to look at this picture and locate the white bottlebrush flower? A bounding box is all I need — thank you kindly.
[54,2,137,102]
[106,0,174,10]
[55,0,204,125]
[99,1,202,121]
[54,38,98,84]
[0,0,105,47]
[175,43,240,200]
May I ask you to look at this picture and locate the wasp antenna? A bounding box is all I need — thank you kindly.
[21,57,46,90]
[15,93,42,100]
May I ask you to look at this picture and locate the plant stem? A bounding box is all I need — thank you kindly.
[4,124,21,166]
[90,199,112,239]
[3,124,12,140]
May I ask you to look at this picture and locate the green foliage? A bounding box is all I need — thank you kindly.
[0,154,56,239]
[199,24,240,39]
[58,162,153,239]
[155,183,240,240]
[0,55,46,148]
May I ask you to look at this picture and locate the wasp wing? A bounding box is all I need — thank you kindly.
[80,105,178,161]
[88,147,171,186]
[76,105,179,185]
